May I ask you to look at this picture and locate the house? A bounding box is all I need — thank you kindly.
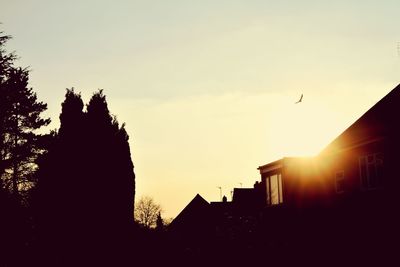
[318,83,400,205]
[255,84,400,257]
[170,188,264,243]
[257,84,400,211]
[169,194,212,236]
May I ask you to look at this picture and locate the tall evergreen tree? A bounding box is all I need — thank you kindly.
[0,29,50,267]
[0,31,50,201]
[34,88,87,266]
[86,90,135,224]
[0,31,16,185]
[35,89,135,265]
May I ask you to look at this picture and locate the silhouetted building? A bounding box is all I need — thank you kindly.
[254,84,400,261]
[257,84,400,211]
[169,194,212,245]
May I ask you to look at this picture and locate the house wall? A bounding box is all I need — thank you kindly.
[320,138,389,207]
[282,158,331,209]
[259,137,392,211]
[258,136,400,233]
[279,137,393,209]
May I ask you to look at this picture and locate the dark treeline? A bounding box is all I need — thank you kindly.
[0,30,136,266]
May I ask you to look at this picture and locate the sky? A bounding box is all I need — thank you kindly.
[1,0,399,219]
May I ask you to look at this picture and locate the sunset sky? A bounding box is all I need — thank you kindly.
[1,0,399,218]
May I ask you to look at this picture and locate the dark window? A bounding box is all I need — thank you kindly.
[359,153,384,190]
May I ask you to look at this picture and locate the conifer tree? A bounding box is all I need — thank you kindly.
[0,31,16,185]
[35,89,135,265]
[86,90,135,224]
[156,212,164,231]
[0,31,50,202]
[0,29,50,267]
[34,89,86,265]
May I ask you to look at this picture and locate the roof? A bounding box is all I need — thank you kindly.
[232,188,256,203]
[258,158,284,172]
[169,194,210,230]
[320,83,400,155]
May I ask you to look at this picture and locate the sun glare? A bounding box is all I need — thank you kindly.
[267,96,341,158]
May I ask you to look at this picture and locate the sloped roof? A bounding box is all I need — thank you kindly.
[169,194,210,230]
[320,84,400,155]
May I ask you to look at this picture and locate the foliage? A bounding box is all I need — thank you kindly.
[0,28,51,267]
[135,196,162,228]
[84,90,136,227]
[156,212,164,230]
[35,89,135,264]
[0,30,50,202]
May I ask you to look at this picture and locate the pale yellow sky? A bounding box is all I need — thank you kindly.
[114,86,395,218]
[1,0,399,218]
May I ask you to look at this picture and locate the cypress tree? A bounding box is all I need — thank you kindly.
[86,90,135,227]
[36,89,135,265]
[34,89,86,266]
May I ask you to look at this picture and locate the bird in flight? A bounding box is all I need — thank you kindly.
[295,94,303,104]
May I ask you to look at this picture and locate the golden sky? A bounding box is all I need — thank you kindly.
[1,0,399,218]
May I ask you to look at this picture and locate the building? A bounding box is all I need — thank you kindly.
[257,83,400,211]
[255,84,400,259]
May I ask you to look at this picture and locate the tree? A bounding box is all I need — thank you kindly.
[156,212,164,231]
[35,89,135,265]
[135,196,162,228]
[0,28,50,267]
[0,31,50,202]
[0,31,16,184]
[34,89,88,265]
[85,90,135,224]
[162,217,174,227]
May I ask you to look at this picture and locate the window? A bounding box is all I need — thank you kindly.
[335,171,345,193]
[265,173,283,205]
[359,153,384,190]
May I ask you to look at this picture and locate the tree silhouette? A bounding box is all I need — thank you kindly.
[0,29,50,267]
[156,212,164,231]
[35,89,135,265]
[34,88,86,265]
[135,196,162,228]
[85,90,135,225]
[0,31,50,202]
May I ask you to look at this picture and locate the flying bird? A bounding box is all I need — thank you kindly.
[295,94,303,104]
